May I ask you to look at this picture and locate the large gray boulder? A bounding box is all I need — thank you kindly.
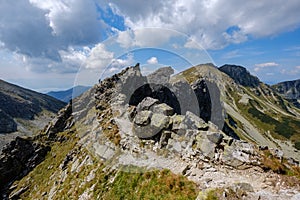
[151,103,174,116]
[133,113,170,139]
[134,110,152,126]
[196,134,216,160]
[136,97,159,112]
[184,111,208,130]
[206,132,224,145]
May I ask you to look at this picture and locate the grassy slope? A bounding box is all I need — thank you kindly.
[229,85,300,149]
[12,129,198,200]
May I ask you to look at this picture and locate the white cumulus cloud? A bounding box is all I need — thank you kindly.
[104,0,300,49]
[147,57,158,64]
[254,62,279,72]
[255,62,279,67]
[84,43,114,70]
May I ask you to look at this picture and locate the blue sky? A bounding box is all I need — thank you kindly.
[0,0,300,92]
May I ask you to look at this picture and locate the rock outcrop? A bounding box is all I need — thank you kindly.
[0,109,17,133]
[219,64,260,87]
[0,137,50,193]
[272,79,300,108]
[130,96,259,168]
[273,79,300,100]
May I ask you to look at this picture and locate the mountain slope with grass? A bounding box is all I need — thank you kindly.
[174,64,300,160]
[1,64,300,200]
[0,80,66,150]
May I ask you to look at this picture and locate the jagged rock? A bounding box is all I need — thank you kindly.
[136,97,159,112]
[0,109,17,133]
[150,103,174,116]
[147,66,174,84]
[273,149,284,160]
[0,137,50,192]
[159,130,172,148]
[191,80,212,122]
[196,134,216,160]
[292,193,300,200]
[133,113,170,139]
[222,141,256,168]
[167,138,183,153]
[171,114,187,135]
[4,65,300,200]
[9,186,28,200]
[206,132,224,145]
[219,64,260,87]
[151,113,170,130]
[134,110,152,126]
[171,114,185,129]
[259,145,268,151]
[184,111,209,130]
[46,103,73,139]
[170,80,201,116]
[127,106,137,122]
[93,143,115,160]
[119,64,148,105]
[287,157,299,166]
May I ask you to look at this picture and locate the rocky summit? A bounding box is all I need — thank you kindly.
[0,64,300,199]
[219,64,260,87]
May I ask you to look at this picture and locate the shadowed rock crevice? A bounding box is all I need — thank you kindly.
[129,84,181,115]
[0,137,50,193]
[192,80,212,122]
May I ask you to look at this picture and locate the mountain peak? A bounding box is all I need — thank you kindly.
[219,64,260,87]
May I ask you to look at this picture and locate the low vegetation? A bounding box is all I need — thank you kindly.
[12,128,198,200]
[100,168,198,200]
[227,86,300,145]
[261,149,300,186]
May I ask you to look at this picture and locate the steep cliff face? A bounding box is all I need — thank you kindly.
[1,65,300,200]
[219,64,260,87]
[0,79,66,150]
[272,79,300,108]
[273,79,300,99]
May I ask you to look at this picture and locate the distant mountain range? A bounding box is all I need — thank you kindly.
[47,85,91,102]
[0,79,66,150]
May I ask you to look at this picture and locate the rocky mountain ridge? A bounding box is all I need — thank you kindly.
[272,79,300,108]
[219,64,260,87]
[0,64,300,199]
[186,64,300,161]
